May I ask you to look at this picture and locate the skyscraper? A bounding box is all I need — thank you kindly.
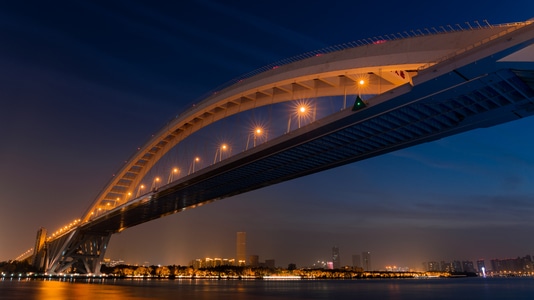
[332,246,341,269]
[236,232,246,266]
[362,251,371,271]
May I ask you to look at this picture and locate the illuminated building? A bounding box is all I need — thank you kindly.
[192,257,235,269]
[490,256,534,273]
[425,261,440,271]
[104,258,125,267]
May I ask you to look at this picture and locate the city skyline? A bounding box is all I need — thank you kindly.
[111,246,533,273]
[105,232,532,272]
[1,1,534,270]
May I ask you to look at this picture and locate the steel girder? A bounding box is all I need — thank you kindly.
[45,229,111,275]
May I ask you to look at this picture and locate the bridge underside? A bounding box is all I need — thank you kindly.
[84,23,530,221]
[80,68,534,236]
[44,22,534,274]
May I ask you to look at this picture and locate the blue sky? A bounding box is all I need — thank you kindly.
[1,0,534,270]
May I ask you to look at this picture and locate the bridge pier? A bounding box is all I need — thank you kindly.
[46,229,111,275]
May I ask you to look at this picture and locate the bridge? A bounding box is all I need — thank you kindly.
[19,20,534,274]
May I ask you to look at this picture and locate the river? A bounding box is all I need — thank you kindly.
[1,277,533,299]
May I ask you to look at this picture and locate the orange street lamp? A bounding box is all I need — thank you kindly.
[151,177,160,190]
[298,105,307,128]
[214,144,229,163]
[189,157,200,175]
[354,73,369,98]
[246,126,266,150]
[168,167,180,183]
[136,184,145,197]
[358,79,365,97]
[287,103,310,132]
[254,128,262,147]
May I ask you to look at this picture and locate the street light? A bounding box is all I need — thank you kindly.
[213,144,229,163]
[168,167,180,184]
[136,184,145,197]
[352,75,368,111]
[254,128,263,147]
[358,79,365,98]
[298,105,306,128]
[287,102,310,132]
[355,73,369,98]
[151,177,160,191]
[189,157,200,175]
[246,127,265,150]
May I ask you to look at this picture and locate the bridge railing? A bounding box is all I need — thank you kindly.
[417,20,534,71]
[13,248,33,262]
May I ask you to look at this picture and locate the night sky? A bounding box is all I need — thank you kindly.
[1,1,534,270]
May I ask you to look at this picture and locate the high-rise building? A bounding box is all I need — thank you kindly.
[32,227,47,270]
[452,260,463,272]
[332,246,341,269]
[462,261,476,273]
[476,259,486,273]
[265,259,275,269]
[236,232,246,266]
[362,251,371,271]
[426,261,440,271]
[249,255,259,267]
[352,254,361,269]
[441,261,452,272]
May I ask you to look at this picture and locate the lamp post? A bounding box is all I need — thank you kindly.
[168,168,180,184]
[358,79,365,98]
[288,104,309,132]
[151,177,160,191]
[189,157,200,175]
[246,127,264,150]
[254,128,262,147]
[298,105,306,128]
[136,184,145,197]
[213,144,228,164]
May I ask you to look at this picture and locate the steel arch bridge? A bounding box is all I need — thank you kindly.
[25,20,534,274]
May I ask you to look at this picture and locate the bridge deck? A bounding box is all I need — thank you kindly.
[83,67,534,234]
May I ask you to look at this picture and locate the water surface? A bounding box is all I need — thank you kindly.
[1,277,533,300]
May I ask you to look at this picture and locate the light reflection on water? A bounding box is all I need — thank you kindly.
[1,277,534,300]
